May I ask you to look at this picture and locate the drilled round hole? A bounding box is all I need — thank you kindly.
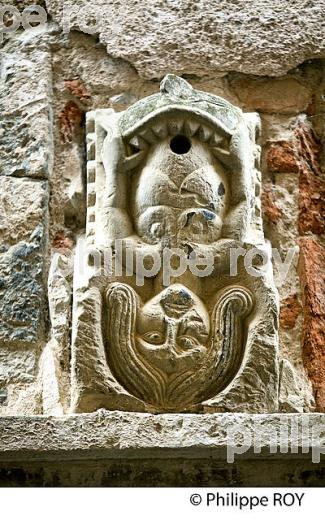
[170,135,191,155]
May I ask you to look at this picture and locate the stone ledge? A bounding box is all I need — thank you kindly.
[1,411,324,462]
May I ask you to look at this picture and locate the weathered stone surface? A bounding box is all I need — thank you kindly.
[260,115,300,145]
[0,29,52,345]
[51,32,141,102]
[0,177,47,247]
[0,349,38,384]
[0,178,48,344]
[230,76,311,114]
[299,239,325,412]
[0,27,53,179]
[58,101,84,143]
[0,411,324,460]
[40,250,73,415]
[262,183,283,225]
[279,359,314,412]
[267,141,299,173]
[64,78,91,102]
[1,382,42,416]
[0,412,324,486]
[7,0,46,9]
[0,219,47,414]
[0,29,52,417]
[267,184,313,408]
[46,0,325,79]
[264,174,300,254]
[280,294,302,330]
[295,121,325,236]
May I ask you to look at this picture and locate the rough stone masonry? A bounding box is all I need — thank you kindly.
[0,0,324,486]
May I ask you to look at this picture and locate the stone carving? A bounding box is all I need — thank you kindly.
[106,283,253,410]
[71,75,279,413]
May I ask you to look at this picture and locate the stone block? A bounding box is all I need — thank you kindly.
[0,177,48,345]
[47,0,325,78]
[230,77,311,114]
[0,29,53,179]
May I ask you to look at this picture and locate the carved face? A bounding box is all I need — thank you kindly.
[136,284,210,374]
[106,282,211,410]
[106,282,253,411]
[131,135,228,245]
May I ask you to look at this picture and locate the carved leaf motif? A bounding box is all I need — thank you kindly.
[106,283,165,405]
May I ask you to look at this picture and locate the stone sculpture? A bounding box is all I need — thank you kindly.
[71,75,279,413]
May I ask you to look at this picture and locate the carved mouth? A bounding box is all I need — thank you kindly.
[123,108,232,167]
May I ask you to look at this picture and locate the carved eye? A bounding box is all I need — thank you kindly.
[141,331,165,345]
[150,222,164,238]
[178,335,200,349]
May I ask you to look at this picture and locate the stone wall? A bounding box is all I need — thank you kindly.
[0,0,324,486]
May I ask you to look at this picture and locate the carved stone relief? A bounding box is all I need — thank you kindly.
[71,75,279,413]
